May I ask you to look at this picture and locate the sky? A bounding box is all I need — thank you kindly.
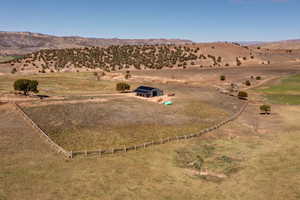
[0,0,299,42]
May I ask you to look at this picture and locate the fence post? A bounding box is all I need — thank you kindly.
[112,148,114,154]
[144,143,146,149]
[85,150,87,157]
[70,151,73,159]
[124,145,126,152]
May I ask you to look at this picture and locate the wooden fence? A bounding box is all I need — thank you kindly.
[12,101,248,159]
[13,103,72,158]
[71,101,248,158]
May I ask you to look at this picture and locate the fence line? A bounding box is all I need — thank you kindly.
[71,101,248,158]
[12,102,72,158]
[12,100,247,159]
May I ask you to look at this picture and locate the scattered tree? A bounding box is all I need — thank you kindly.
[220,75,226,81]
[116,82,130,93]
[238,91,248,100]
[125,70,131,79]
[245,80,251,86]
[260,104,271,114]
[13,79,39,95]
[11,68,17,74]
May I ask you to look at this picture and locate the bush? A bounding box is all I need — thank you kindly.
[220,75,226,81]
[256,76,261,80]
[125,70,131,79]
[238,91,248,100]
[245,80,251,86]
[116,82,130,92]
[11,68,17,74]
[14,79,39,95]
[260,105,271,114]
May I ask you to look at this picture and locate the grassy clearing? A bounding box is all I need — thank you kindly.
[0,72,131,96]
[257,74,300,104]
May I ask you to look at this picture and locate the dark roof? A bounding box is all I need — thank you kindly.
[134,86,160,93]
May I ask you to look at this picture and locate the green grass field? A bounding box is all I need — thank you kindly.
[258,74,300,104]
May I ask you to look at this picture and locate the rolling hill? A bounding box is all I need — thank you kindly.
[0,32,193,55]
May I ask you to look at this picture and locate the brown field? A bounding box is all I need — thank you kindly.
[1,64,300,200]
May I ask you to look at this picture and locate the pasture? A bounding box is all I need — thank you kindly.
[258,74,300,104]
[1,65,300,200]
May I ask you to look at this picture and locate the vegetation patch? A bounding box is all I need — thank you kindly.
[174,141,242,182]
[258,74,300,104]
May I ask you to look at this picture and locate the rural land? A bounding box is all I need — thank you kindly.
[1,31,300,200]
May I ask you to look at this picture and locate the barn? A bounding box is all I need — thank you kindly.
[134,86,164,98]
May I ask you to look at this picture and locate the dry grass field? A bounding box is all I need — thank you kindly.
[0,72,124,96]
[1,65,300,200]
[1,98,300,200]
[21,84,242,151]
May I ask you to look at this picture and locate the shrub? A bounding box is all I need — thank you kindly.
[256,76,261,80]
[220,75,226,81]
[238,91,248,100]
[236,57,242,66]
[125,70,131,79]
[116,82,130,92]
[245,80,251,86]
[225,63,229,67]
[11,68,17,74]
[260,105,271,114]
[14,79,39,95]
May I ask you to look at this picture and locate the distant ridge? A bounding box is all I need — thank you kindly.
[248,39,300,49]
[0,31,193,55]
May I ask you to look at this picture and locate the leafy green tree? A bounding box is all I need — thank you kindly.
[116,82,130,92]
[238,91,248,100]
[14,79,39,95]
[260,105,271,114]
[11,68,17,74]
[220,75,226,81]
[245,80,251,86]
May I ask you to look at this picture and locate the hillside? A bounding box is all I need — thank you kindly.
[0,42,266,74]
[0,32,193,55]
[1,42,300,75]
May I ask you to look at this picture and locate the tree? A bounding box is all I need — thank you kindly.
[220,75,226,81]
[116,82,130,93]
[11,68,17,74]
[124,70,131,79]
[245,80,251,86]
[14,79,39,95]
[238,91,248,100]
[260,105,271,114]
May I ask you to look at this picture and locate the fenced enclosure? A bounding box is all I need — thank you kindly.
[13,101,248,159]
